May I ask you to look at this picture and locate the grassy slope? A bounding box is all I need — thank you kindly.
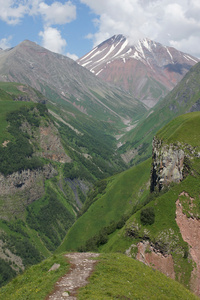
[0,100,33,143]
[156,111,200,148]
[0,254,69,300]
[56,158,151,253]
[101,175,200,285]
[0,253,197,300]
[78,253,198,300]
[101,111,200,289]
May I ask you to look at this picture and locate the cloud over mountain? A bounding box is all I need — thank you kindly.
[81,0,200,57]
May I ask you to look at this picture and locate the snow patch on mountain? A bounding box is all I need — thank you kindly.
[77,34,199,108]
[184,55,198,63]
[141,38,152,52]
[79,47,97,61]
[165,46,173,62]
[113,39,129,58]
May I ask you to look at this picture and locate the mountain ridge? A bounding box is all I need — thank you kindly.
[0,39,146,124]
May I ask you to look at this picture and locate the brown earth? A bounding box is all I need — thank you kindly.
[136,241,175,279]
[46,252,99,300]
[176,194,200,296]
[39,124,72,163]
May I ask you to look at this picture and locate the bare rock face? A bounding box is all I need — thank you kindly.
[150,137,200,191]
[0,164,57,220]
[39,123,71,163]
[151,137,185,191]
[0,164,56,195]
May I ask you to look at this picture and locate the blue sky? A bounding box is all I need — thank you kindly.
[1,1,200,59]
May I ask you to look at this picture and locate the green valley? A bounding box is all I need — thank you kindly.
[0,39,200,300]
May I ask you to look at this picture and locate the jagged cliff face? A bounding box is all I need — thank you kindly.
[150,137,200,191]
[150,137,184,191]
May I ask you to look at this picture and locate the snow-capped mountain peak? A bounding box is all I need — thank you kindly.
[77,35,199,108]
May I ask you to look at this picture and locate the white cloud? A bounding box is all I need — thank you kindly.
[0,1,78,56]
[0,36,12,49]
[80,0,200,57]
[38,1,76,25]
[0,1,76,26]
[170,36,200,58]
[39,26,67,54]
[0,0,28,25]
[66,52,79,60]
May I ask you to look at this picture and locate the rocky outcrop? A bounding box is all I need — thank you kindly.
[19,110,71,164]
[0,164,56,195]
[0,164,57,220]
[151,137,185,191]
[39,123,72,163]
[151,137,200,191]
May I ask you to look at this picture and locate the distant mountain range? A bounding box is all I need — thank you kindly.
[0,40,145,124]
[78,35,199,107]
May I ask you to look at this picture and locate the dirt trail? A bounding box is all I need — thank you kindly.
[46,252,99,300]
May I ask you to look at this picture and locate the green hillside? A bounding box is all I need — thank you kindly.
[156,111,200,149]
[0,84,77,287]
[0,81,141,288]
[0,253,197,300]
[100,112,200,292]
[78,253,198,300]
[101,174,199,285]
[0,91,199,297]
[0,253,69,300]
[56,158,151,253]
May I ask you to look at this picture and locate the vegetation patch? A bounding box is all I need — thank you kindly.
[140,207,155,225]
[0,254,69,300]
[0,258,16,288]
[26,187,75,251]
[0,104,47,175]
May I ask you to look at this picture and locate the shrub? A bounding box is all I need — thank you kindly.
[140,207,155,225]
